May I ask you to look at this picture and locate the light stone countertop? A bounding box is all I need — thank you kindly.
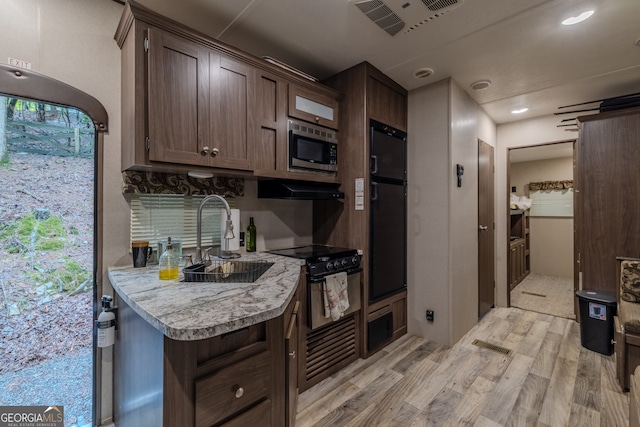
[108,251,304,341]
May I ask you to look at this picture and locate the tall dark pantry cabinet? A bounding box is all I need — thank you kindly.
[575,107,640,298]
[315,62,408,357]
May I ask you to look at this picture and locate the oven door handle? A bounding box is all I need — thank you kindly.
[308,267,362,283]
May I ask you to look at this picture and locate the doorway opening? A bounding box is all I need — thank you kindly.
[0,97,96,426]
[507,141,576,319]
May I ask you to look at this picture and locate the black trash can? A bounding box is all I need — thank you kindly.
[576,290,616,355]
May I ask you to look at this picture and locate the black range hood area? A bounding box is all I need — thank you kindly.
[257,179,344,200]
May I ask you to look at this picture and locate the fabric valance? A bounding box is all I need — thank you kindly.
[528,180,573,191]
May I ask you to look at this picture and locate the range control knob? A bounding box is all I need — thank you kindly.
[341,259,349,268]
[352,256,359,265]
[326,261,334,270]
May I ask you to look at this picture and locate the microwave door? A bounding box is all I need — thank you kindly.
[370,125,406,181]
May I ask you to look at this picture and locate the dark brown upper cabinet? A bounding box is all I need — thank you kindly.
[115,0,342,182]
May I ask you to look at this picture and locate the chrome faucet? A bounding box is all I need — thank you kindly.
[195,194,237,263]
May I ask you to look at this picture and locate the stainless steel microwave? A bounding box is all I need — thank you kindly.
[288,119,338,174]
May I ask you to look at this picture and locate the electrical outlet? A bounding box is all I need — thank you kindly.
[426,310,434,322]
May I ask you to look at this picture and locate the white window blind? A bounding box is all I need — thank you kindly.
[130,194,236,250]
[529,189,573,217]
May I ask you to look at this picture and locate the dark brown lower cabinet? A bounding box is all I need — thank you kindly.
[114,286,300,427]
[509,238,527,290]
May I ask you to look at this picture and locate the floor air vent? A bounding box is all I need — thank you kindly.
[355,0,406,36]
[522,291,547,298]
[471,339,513,356]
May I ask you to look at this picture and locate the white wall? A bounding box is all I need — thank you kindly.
[496,116,576,306]
[408,79,496,346]
[408,79,451,345]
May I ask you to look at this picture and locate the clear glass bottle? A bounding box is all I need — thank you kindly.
[158,236,179,280]
[246,217,256,252]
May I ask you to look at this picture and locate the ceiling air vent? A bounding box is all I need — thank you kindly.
[404,0,464,34]
[355,0,406,36]
[422,0,461,11]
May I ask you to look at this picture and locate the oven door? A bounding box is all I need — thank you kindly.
[308,270,361,330]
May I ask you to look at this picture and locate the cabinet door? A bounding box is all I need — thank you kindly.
[288,84,339,130]
[285,301,300,427]
[251,70,287,172]
[147,27,208,166]
[208,54,253,170]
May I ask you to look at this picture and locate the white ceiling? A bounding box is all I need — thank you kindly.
[510,142,573,163]
[133,0,640,126]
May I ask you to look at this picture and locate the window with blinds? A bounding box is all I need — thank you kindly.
[130,194,236,250]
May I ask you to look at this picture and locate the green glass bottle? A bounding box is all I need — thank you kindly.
[246,217,256,252]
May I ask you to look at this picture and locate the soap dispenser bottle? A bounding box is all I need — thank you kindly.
[158,237,179,280]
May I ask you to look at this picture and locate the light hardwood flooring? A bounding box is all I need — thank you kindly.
[296,307,628,426]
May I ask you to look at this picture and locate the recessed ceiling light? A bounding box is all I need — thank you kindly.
[511,108,529,114]
[470,80,491,91]
[562,10,594,26]
[413,67,434,79]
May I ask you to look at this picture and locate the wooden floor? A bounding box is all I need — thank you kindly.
[296,307,629,426]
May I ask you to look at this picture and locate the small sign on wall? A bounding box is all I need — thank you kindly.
[7,57,31,69]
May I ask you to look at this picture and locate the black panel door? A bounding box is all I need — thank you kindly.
[370,180,407,301]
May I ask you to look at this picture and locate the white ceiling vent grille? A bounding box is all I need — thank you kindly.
[403,0,464,34]
[422,0,460,11]
[355,0,406,36]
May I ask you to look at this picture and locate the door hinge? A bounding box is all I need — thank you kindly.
[144,37,149,53]
[145,136,150,151]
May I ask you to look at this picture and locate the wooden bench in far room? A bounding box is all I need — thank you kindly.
[614,257,640,391]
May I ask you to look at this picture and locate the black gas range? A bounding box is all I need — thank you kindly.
[266,244,361,281]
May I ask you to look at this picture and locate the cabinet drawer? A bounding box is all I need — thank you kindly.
[195,350,272,426]
[220,399,271,427]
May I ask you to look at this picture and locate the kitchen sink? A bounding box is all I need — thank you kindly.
[182,260,274,283]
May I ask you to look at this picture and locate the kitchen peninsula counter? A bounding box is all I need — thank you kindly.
[108,251,304,341]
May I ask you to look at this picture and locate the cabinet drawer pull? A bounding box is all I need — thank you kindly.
[289,350,296,359]
[211,147,219,157]
[201,146,209,156]
[233,386,244,399]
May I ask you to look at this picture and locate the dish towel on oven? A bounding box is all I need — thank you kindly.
[323,271,350,321]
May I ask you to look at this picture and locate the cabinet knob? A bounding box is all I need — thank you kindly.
[211,147,219,157]
[233,386,244,399]
[315,117,320,123]
[201,146,209,156]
